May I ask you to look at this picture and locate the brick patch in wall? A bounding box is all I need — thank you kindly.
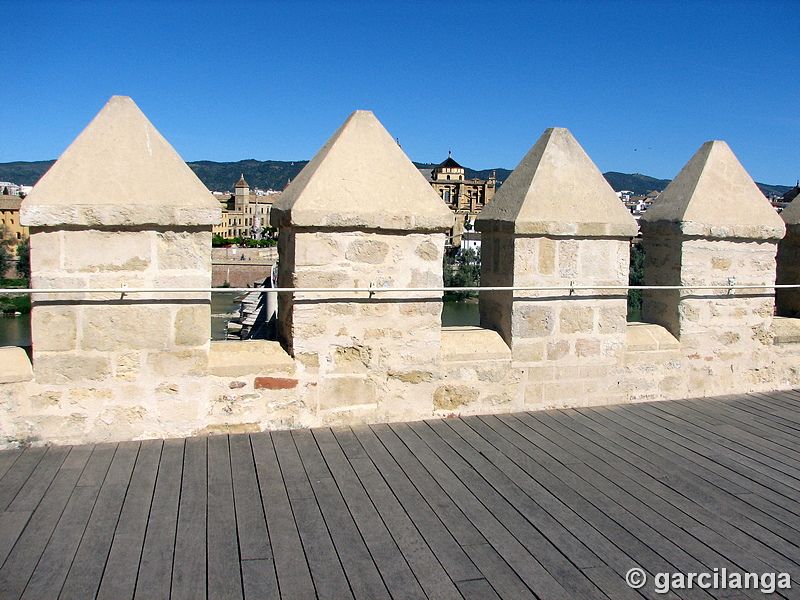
[254,376,299,390]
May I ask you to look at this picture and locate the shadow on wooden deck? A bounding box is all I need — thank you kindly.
[1,390,799,599]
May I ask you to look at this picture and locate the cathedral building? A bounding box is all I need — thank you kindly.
[213,175,277,239]
[422,155,497,246]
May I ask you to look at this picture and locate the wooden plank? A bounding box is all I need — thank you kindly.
[640,402,800,490]
[353,424,482,583]
[397,420,578,600]
[562,405,800,589]
[447,417,603,569]
[464,414,660,593]
[523,410,797,580]
[484,413,720,600]
[425,418,618,600]
[18,481,103,600]
[0,446,47,511]
[134,437,185,600]
[599,403,776,498]
[57,441,140,600]
[229,434,271,561]
[230,437,279,600]
[582,404,800,562]
[207,435,243,600]
[0,444,93,600]
[455,577,502,600]
[563,407,800,550]
[291,428,391,600]
[0,449,22,482]
[332,426,463,600]
[451,416,647,600]
[372,423,485,548]
[629,402,800,507]
[460,543,537,600]
[312,427,427,600]
[5,445,69,512]
[271,430,353,600]
[250,432,316,600]
[667,398,800,465]
[242,559,279,600]
[0,511,32,567]
[171,436,208,600]
[95,439,162,600]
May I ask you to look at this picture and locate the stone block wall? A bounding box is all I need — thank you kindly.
[3,104,800,448]
[278,229,446,424]
[29,227,212,384]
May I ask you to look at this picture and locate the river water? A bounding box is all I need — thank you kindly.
[1,296,480,347]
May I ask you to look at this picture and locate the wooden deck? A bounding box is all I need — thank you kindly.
[1,391,799,600]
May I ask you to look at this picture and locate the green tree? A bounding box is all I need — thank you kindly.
[627,241,645,321]
[16,238,30,280]
[0,225,11,278]
[444,247,480,301]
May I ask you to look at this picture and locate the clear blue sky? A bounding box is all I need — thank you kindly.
[1,0,798,185]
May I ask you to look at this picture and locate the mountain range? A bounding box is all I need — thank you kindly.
[0,159,792,198]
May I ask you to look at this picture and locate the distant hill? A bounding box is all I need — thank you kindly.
[0,159,791,199]
[602,172,673,196]
[0,161,56,187]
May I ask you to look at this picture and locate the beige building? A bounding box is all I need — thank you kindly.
[0,194,28,250]
[214,175,277,239]
[423,155,496,245]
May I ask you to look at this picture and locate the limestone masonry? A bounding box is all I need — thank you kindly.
[2,96,800,448]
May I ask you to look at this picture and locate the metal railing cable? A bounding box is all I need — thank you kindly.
[2,284,800,295]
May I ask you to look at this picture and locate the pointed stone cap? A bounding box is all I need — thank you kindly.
[779,187,800,226]
[270,110,453,231]
[475,127,637,237]
[21,96,221,227]
[641,141,785,239]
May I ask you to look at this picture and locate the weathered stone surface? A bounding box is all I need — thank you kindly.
[547,339,570,361]
[29,230,61,273]
[34,354,112,383]
[433,385,479,411]
[319,377,376,410]
[147,350,207,377]
[175,305,211,347]
[441,327,511,362]
[270,110,453,232]
[208,340,295,377]
[512,306,555,337]
[157,230,211,270]
[115,353,141,381]
[475,128,637,237]
[388,370,434,384]
[559,306,594,334]
[31,308,77,352]
[641,140,785,240]
[0,347,33,384]
[345,240,390,264]
[415,240,439,261]
[64,230,150,272]
[81,306,171,351]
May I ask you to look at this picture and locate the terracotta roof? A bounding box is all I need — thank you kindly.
[235,174,249,188]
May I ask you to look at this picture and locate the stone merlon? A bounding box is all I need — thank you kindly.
[20,95,221,228]
[270,110,454,232]
[641,140,785,240]
[476,127,638,237]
